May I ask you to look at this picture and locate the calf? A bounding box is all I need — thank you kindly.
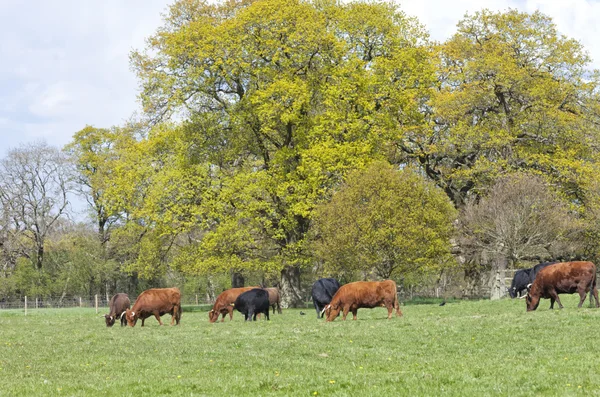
[124,287,181,327]
[264,287,282,314]
[208,287,259,323]
[234,288,270,321]
[324,280,402,321]
[526,261,600,311]
[104,293,131,327]
[311,278,340,319]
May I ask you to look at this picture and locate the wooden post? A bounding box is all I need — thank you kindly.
[95,295,98,314]
[79,297,82,308]
[35,297,39,309]
[195,294,198,306]
[24,296,27,316]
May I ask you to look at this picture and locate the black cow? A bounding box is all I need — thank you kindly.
[509,269,532,298]
[509,262,557,299]
[530,261,557,281]
[234,288,270,321]
[311,278,341,319]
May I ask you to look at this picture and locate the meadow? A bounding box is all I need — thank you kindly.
[1,295,599,396]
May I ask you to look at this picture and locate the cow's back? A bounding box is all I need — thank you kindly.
[133,288,181,311]
[109,293,130,315]
[333,280,396,307]
[534,261,595,295]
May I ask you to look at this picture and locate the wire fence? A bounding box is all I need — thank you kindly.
[0,294,215,313]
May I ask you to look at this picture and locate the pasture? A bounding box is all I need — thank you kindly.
[1,296,599,396]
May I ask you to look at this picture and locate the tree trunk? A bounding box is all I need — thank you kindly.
[490,255,508,300]
[231,271,245,288]
[280,265,303,308]
[36,244,44,270]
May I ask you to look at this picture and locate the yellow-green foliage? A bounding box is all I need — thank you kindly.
[116,0,432,277]
[85,2,600,281]
[314,162,457,279]
[399,9,600,205]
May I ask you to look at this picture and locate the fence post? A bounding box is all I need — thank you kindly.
[79,297,82,308]
[36,297,39,309]
[24,296,27,316]
[195,294,198,306]
[95,295,98,314]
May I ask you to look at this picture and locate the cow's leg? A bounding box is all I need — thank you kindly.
[342,306,349,320]
[141,318,145,327]
[277,302,282,314]
[272,304,275,314]
[578,292,586,308]
[228,306,234,321]
[314,301,321,318]
[549,297,555,309]
[387,304,393,319]
[551,291,564,309]
[352,309,358,320]
[593,287,600,308]
[154,311,163,325]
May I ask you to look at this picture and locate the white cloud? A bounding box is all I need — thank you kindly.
[0,0,168,155]
[0,0,598,158]
[401,0,600,69]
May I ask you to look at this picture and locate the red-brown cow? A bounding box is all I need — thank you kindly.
[264,287,282,314]
[526,261,600,311]
[208,287,259,323]
[323,280,402,321]
[124,288,181,327]
[104,293,130,327]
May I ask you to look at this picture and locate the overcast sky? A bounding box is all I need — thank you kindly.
[0,0,599,158]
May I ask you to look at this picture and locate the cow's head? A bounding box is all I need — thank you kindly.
[104,314,115,327]
[124,309,138,327]
[525,292,540,312]
[323,304,341,322]
[508,287,517,299]
[208,309,220,323]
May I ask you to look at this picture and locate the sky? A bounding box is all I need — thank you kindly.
[0,0,599,159]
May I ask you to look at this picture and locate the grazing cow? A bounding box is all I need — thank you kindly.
[234,288,270,321]
[323,280,402,321]
[311,278,341,319]
[104,293,131,327]
[124,287,181,327]
[208,287,259,323]
[264,287,282,314]
[526,261,600,311]
[508,269,532,298]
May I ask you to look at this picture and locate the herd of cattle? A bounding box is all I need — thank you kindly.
[103,261,600,327]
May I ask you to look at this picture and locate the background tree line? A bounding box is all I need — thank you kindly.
[1,0,600,305]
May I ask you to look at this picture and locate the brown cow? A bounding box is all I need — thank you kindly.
[264,287,282,314]
[526,261,600,311]
[208,287,259,323]
[104,293,130,327]
[124,287,181,327]
[323,280,402,321]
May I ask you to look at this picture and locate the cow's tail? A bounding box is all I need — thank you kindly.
[590,270,598,306]
[394,283,402,317]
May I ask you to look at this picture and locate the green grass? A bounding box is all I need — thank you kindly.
[1,295,599,396]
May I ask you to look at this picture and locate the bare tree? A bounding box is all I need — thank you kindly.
[459,174,574,299]
[0,142,74,270]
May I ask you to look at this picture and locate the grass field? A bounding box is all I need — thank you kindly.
[1,295,599,396]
